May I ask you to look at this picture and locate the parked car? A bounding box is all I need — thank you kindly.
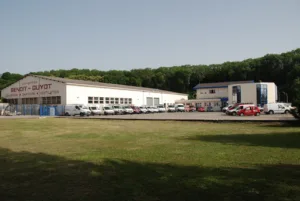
[264,103,290,114]
[146,106,155,113]
[123,105,134,114]
[151,106,159,113]
[112,105,124,115]
[222,104,233,113]
[102,106,115,115]
[167,105,176,112]
[131,106,141,114]
[185,105,196,112]
[238,106,261,116]
[207,106,213,112]
[157,105,166,113]
[226,104,255,116]
[175,104,185,112]
[189,105,196,112]
[65,104,91,116]
[88,106,102,115]
[197,107,205,112]
[139,106,148,113]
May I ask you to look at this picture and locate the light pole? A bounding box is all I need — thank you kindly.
[282,92,288,103]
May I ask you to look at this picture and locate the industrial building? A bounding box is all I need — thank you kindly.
[177,80,278,111]
[1,75,188,106]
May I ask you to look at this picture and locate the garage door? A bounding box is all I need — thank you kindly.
[154,98,160,106]
[146,97,153,106]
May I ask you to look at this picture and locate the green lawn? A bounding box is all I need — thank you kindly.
[0,119,300,201]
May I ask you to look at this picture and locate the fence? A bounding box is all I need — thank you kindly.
[2,104,65,116]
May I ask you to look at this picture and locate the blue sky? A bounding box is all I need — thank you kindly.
[0,0,299,74]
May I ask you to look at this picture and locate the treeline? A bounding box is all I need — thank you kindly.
[1,48,300,105]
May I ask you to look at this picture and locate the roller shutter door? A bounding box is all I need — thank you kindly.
[146,97,153,106]
[154,98,159,106]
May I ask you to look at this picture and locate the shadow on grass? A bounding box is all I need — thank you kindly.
[1,148,300,201]
[185,132,300,149]
[260,122,300,127]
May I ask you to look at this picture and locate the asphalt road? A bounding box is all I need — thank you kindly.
[79,112,296,122]
[0,112,296,122]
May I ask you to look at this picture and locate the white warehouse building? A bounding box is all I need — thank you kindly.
[1,75,188,106]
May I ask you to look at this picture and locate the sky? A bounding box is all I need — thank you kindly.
[0,0,300,74]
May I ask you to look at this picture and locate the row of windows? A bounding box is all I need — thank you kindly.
[41,96,61,105]
[88,97,132,105]
[6,96,61,105]
[200,89,216,94]
[194,102,220,107]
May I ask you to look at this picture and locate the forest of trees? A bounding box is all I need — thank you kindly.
[1,48,300,106]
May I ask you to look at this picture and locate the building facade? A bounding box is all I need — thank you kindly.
[228,82,277,106]
[176,81,277,111]
[1,75,187,106]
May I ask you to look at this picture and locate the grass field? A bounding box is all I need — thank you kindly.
[0,118,300,201]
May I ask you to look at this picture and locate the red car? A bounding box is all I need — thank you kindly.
[197,107,205,112]
[237,106,260,116]
[131,106,141,114]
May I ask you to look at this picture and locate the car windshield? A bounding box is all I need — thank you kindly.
[104,107,111,110]
[124,106,131,109]
[177,105,184,107]
[113,106,120,109]
[81,106,88,109]
[91,107,97,110]
[157,105,163,108]
[168,105,174,108]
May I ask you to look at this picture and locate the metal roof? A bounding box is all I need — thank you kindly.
[193,80,254,90]
[29,74,187,96]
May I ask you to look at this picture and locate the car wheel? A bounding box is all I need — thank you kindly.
[284,110,289,114]
[80,112,84,117]
[256,112,260,116]
[232,112,237,116]
[240,113,244,116]
[65,112,70,116]
[269,110,274,115]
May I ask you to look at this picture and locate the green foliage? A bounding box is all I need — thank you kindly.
[1,48,300,106]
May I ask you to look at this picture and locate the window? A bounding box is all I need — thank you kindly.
[94,97,99,104]
[256,84,268,107]
[110,97,114,104]
[88,97,93,104]
[57,96,61,104]
[100,97,104,104]
[120,98,124,104]
[124,98,128,104]
[232,86,241,103]
[129,98,132,104]
[209,89,216,94]
[115,98,119,104]
[105,97,109,104]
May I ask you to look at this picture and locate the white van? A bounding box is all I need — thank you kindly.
[175,104,185,112]
[264,103,290,114]
[88,105,102,116]
[157,105,166,112]
[101,105,115,115]
[65,104,91,116]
